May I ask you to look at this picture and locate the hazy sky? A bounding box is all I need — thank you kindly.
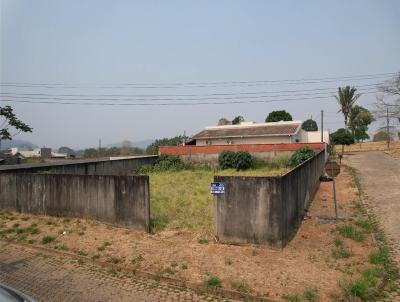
[1,0,399,149]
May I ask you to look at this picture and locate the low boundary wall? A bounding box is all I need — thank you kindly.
[213,150,325,247]
[0,155,158,175]
[0,173,150,231]
[159,143,325,164]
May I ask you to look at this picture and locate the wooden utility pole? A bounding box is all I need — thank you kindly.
[321,110,324,142]
[386,107,390,150]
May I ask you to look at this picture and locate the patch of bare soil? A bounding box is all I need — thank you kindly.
[0,168,376,301]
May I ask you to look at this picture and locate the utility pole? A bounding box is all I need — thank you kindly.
[99,139,101,150]
[321,110,324,143]
[386,107,390,150]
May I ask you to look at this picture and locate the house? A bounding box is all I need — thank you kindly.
[159,120,329,165]
[186,121,329,145]
[8,147,67,159]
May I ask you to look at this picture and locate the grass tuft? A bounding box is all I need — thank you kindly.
[337,225,365,242]
[41,235,55,244]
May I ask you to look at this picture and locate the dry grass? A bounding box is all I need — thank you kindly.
[334,140,400,156]
[148,166,288,234]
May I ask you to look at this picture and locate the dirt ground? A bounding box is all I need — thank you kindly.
[0,168,377,301]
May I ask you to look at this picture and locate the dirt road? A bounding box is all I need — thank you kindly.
[0,241,232,302]
[345,151,400,264]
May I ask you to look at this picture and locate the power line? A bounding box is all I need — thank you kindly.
[0,90,379,106]
[0,88,378,102]
[0,83,382,98]
[0,72,395,89]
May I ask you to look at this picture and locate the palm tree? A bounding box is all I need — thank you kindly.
[335,86,360,128]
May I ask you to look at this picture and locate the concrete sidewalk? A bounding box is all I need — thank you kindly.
[0,241,232,302]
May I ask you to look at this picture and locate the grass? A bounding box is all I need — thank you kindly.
[205,275,222,287]
[337,225,365,242]
[332,246,354,259]
[142,164,286,233]
[303,288,319,301]
[354,219,377,233]
[282,293,301,302]
[41,235,55,244]
[97,241,111,251]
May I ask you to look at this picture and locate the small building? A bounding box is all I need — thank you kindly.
[187,121,329,145]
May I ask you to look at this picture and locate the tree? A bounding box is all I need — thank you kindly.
[145,135,188,155]
[348,106,374,142]
[58,146,76,156]
[218,118,231,126]
[334,86,360,128]
[265,110,293,122]
[120,140,133,155]
[373,131,392,142]
[330,128,354,154]
[232,116,244,125]
[301,119,318,131]
[0,105,33,150]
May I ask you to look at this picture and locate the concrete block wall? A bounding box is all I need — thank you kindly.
[0,156,158,176]
[213,150,325,247]
[0,173,150,231]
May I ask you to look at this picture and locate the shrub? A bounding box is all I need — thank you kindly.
[155,155,185,171]
[206,275,222,287]
[289,147,315,167]
[233,151,252,170]
[41,235,55,244]
[218,151,253,170]
[218,151,236,169]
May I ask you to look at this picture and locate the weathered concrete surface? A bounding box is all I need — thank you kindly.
[0,173,150,231]
[344,151,400,266]
[0,155,157,175]
[214,150,325,247]
[0,241,233,302]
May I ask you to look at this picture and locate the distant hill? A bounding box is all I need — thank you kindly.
[105,139,154,150]
[0,139,38,150]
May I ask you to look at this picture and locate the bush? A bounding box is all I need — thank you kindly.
[155,155,185,171]
[330,128,354,145]
[218,151,236,169]
[233,151,252,170]
[218,151,253,170]
[289,147,315,167]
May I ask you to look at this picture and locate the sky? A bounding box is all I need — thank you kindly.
[1,0,400,149]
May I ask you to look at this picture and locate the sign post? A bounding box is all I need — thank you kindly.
[325,161,341,219]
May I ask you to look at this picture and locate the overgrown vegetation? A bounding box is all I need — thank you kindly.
[289,147,315,167]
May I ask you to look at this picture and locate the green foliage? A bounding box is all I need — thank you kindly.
[330,128,355,145]
[265,110,293,122]
[41,235,55,244]
[282,293,301,302]
[84,146,144,158]
[218,151,236,169]
[233,151,252,170]
[206,275,222,287]
[303,288,319,301]
[58,146,76,156]
[289,147,315,167]
[332,246,354,259]
[156,155,185,170]
[218,151,253,170]
[0,106,33,145]
[354,219,377,233]
[337,225,365,242]
[145,135,188,155]
[369,246,390,267]
[335,86,360,127]
[301,119,318,131]
[349,106,374,142]
[232,115,244,125]
[218,118,231,125]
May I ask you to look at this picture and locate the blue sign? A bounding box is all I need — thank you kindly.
[211,182,225,194]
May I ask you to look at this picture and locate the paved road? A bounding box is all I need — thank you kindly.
[345,151,400,265]
[0,241,232,302]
